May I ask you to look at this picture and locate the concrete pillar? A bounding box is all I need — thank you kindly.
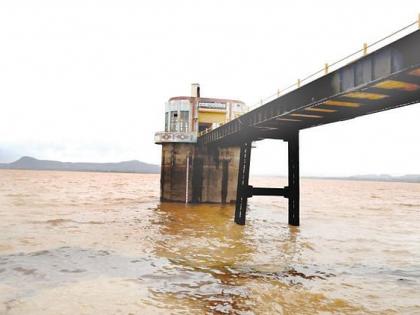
[160,143,240,203]
[160,143,194,202]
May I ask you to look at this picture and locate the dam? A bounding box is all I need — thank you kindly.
[155,26,420,227]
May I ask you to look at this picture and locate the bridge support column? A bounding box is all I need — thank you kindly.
[234,141,252,225]
[287,132,300,226]
[233,133,300,226]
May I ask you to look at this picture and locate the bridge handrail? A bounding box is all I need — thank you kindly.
[248,17,419,111]
[199,15,420,137]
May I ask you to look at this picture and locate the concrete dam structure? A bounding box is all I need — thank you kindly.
[155,84,247,204]
[156,24,420,227]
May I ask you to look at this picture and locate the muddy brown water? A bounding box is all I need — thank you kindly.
[0,170,419,314]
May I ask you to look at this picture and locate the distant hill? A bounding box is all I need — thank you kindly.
[346,174,420,183]
[256,174,420,184]
[0,156,160,174]
[308,174,420,184]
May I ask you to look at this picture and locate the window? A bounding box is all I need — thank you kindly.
[179,111,189,132]
[170,111,178,131]
[165,112,169,131]
[168,110,190,132]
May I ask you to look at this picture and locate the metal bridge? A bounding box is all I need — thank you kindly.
[198,24,420,226]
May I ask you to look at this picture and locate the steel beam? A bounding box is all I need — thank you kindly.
[248,186,288,197]
[234,141,252,225]
[233,136,300,226]
[287,132,300,226]
[198,30,420,147]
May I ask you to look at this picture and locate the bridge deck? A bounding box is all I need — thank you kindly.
[199,30,420,146]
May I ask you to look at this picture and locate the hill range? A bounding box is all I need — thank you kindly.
[1,157,419,183]
[0,156,160,174]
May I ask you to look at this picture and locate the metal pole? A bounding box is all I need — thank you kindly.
[185,156,190,204]
[288,132,300,226]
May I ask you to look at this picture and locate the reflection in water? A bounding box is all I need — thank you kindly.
[152,202,256,313]
[0,170,419,314]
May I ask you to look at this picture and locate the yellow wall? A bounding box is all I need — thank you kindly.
[198,111,226,124]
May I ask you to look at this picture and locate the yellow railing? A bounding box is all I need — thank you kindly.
[199,15,420,137]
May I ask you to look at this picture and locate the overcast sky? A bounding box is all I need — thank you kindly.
[0,0,419,176]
